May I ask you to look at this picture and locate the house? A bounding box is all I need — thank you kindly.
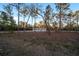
[33,28,46,32]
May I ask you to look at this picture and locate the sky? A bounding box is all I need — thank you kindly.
[0,3,79,25]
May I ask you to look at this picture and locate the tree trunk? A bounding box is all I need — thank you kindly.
[17,3,20,31]
[77,15,78,31]
[59,7,62,31]
[48,20,51,35]
[32,17,34,31]
[70,16,71,31]
[23,16,26,31]
[26,15,30,25]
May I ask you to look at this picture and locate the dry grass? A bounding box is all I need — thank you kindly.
[0,32,79,56]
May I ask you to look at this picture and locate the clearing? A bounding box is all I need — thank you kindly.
[0,32,79,56]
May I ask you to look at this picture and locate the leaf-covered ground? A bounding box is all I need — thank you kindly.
[0,32,79,56]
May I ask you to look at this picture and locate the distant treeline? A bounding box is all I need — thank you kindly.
[0,3,79,31]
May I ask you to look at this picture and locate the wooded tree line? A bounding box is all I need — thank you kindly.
[0,3,79,31]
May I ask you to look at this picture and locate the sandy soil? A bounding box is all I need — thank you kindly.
[0,32,79,56]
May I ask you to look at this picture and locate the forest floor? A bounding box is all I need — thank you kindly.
[0,32,79,56]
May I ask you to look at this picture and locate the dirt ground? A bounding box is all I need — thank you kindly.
[0,32,79,56]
